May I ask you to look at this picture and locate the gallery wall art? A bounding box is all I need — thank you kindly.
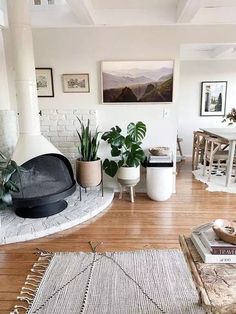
[200,81,227,116]
[36,68,54,97]
[101,61,174,103]
[62,74,90,93]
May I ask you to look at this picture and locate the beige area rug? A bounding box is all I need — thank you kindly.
[11,247,205,314]
[193,166,236,193]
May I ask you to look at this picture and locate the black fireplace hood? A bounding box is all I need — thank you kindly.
[11,153,76,218]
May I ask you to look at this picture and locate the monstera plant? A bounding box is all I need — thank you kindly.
[0,152,20,210]
[102,121,147,178]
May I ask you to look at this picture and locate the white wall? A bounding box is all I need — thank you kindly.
[177,60,236,156]
[4,24,236,189]
[30,27,180,190]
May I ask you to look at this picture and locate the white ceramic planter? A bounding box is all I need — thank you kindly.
[117,165,140,186]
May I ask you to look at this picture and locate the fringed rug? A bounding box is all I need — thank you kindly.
[193,166,236,193]
[11,246,204,314]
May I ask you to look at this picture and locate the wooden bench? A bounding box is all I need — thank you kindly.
[179,235,236,314]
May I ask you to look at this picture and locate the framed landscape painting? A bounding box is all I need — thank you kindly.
[62,74,90,93]
[200,81,227,116]
[36,68,54,97]
[101,61,174,103]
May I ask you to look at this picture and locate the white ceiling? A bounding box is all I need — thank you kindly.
[27,0,236,27]
[1,0,236,60]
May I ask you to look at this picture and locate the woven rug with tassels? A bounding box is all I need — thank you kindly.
[11,243,204,314]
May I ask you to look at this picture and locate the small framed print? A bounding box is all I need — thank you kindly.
[62,73,90,93]
[36,68,54,97]
[200,81,227,116]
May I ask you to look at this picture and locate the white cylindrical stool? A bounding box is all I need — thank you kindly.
[146,162,173,201]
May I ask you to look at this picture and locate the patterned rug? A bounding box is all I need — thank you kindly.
[192,165,236,193]
[11,247,204,314]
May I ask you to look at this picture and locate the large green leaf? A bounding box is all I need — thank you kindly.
[101,126,124,148]
[127,121,146,142]
[125,144,146,167]
[103,159,118,177]
[111,146,121,157]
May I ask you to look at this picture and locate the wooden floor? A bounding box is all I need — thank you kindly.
[1,159,236,313]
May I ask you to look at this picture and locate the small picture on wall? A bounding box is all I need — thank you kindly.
[36,68,54,97]
[62,74,90,93]
[101,60,174,103]
[200,81,227,116]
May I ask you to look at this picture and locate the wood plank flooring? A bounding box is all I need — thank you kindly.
[1,159,236,313]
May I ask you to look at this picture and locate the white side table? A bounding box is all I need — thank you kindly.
[146,161,173,201]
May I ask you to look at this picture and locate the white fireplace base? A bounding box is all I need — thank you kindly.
[0,187,114,245]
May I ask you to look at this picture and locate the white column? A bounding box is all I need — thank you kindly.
[7,0,40,135]
[0,30,10,109]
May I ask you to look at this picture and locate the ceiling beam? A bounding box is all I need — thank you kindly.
[210,46,235,58]
[177,0,204,23]
[66,0,96,25]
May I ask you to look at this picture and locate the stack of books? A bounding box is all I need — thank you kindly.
[149,153,172,163]
[191,222,236,263]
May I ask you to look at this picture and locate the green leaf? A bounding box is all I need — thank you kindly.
[124,135,133,148]
[127,121,146,142]
[103,159,118,177]
[118,159,124,168]
[76,117,100,161]
[10,160,19,170]
[2,168,15,182]
[5,180,19,192]
[102,126,124,148]
[125,144,145,167]
[0,200,7,210]
[0,151,7,160]
[111,146,121,157]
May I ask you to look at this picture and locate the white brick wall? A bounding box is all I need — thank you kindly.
[0,110,17,156]
[0,109,97,168]
[40,109,97,167]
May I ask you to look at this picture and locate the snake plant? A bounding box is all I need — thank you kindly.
[76,118,101,161]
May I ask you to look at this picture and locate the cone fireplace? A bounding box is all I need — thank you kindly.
[8,0,76,218]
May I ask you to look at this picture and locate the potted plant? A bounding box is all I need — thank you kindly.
[101,121,146,185]
[0,152,20,210]
[222,108,236,125]
[76,118,102,188]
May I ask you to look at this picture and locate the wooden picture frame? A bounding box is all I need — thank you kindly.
[62,73,90,93]
[36,68,54,97]
[200,81,227,116]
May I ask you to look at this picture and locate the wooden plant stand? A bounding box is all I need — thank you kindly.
[179,235,236,314]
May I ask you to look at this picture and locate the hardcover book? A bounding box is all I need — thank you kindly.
[192,222,236,255]
[191,232,236,263]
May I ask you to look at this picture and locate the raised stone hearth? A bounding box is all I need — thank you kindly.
[0,187,114,245]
